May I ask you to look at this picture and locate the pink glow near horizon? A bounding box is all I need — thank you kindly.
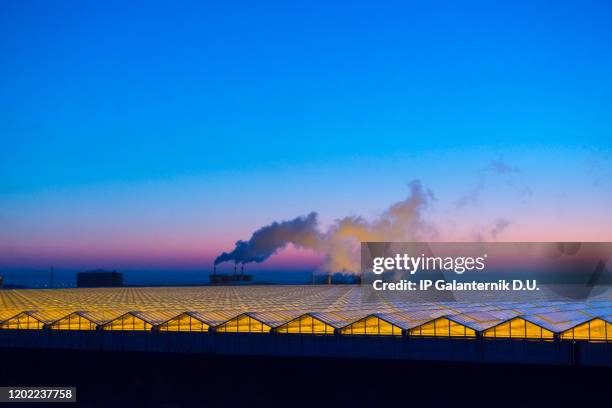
[2,215,609,270]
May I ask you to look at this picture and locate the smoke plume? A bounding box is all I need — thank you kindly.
[215,180,437,273]
[214,212,320,265]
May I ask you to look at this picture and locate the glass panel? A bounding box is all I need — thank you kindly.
[588,319,606,340]
[511,318,527,338]
[159,315,209,332]
[104,315,152,331]
[52,314,96,330]
[217,316,270,333]
[541,328,554,339]
[496,321,511,338]
[565,319,606,341]
[1,314,43,330]
[412,321,435,336]
[345,320,364,335]
[435,318,450,336]
[365,316,379,334]
[340,317,400,336]
[298,316,312,333]
[572,321,591,340]
[277,315,333,334]
[378,319,394,335]
[237,316,250,332]
[410,318,474,337]
[560,329,573,340]
[449,320,466,337]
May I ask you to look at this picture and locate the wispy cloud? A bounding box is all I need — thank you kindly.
[454,157,530,209]
[491,218,511,239]
[483,159,520,175]
[454,183,485,209]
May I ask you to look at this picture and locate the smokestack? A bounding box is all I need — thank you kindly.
[241,264,244,276]
[327,274,331,285]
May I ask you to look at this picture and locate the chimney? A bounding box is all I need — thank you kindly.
[241,264,244,275]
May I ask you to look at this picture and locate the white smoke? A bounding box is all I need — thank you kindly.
[216,180,437,274]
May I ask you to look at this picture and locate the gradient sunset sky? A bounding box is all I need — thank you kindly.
[1,1,611,274]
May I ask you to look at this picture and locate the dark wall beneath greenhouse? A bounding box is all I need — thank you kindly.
[0,330,609,367]
[0,348,610,405]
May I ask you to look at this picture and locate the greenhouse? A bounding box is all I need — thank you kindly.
[0,286,609,342]
[101,311,178,331]
[214,313,272,333]
[0,310,68,330]
[560,318,612,341]
[409,317,476,337]
[156,312,211,332]
[275,314,336,334]
[482,317,554,339]
[0,311,46,330]
[339,315,403,336]
[48,312,99,330]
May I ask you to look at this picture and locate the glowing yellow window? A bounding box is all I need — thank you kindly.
[561,319,609,341]
[410,317,476,337]
[103,314,152,331]
[343,319,365,335]
[484,317,551,339]
[340,316,402,336]
[276,315,334,334]
[510,318,526,338]
[412,321,436,336]
[448,320,463,336]
[216,315,271,333]
[0,313,43,330]
[572,322,590,340]
[483,321,511,338]
[410,318,474,337]
[525,320,553,339]
[589,319,607,340]
[377,318,402,336]
[494,321,511,337]
[276,318,300,333]
[49,313,97,330]
[310,317,334,334]
[158,314,209,332]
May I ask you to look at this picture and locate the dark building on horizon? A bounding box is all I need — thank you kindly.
[77,270,123,288]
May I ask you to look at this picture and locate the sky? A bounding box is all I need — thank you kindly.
[1,1,611,279]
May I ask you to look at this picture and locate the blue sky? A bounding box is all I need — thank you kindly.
[1,1,611,273]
